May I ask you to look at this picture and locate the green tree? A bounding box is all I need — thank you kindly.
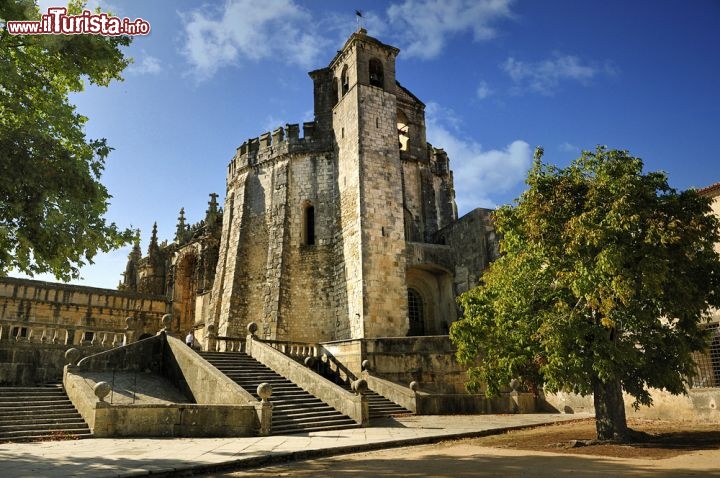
[0,0,134,281]
[451,146,720,441]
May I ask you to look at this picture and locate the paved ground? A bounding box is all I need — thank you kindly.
[211,440,720,478]
[0,413,588,477]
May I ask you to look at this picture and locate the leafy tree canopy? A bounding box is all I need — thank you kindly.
[0,0,134,281]
[451,146,720,440]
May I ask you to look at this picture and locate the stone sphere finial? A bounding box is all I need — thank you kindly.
[361,359,370,371]
[257,382,272,403]
[247,322,258,336]
[125,316,136,330]
[94,381,112,402]
[409,381,419,393]
[206,323,217,336]
[161,314,172,331]
[352,378,368,395]
[65,348,81,366]
[304,356,316,368]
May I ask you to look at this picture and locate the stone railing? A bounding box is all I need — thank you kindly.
[0,319,127,349]
[261,339,320,361]
[211,336,246,352]
[245,326,368,426]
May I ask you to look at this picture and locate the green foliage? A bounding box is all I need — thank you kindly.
[451,146,720,409]
[0,1,134,280]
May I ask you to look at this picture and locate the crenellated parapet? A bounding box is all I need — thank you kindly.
[226,121,331,182]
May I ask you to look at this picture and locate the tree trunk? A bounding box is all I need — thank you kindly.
[592,375,628,441]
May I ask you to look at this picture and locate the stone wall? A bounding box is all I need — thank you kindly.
[437,208,499,295]
[0,277,168,341]
[362,336,469,394]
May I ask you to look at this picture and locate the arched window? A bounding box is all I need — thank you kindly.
[369,58,384,88]
[407,288,424,336]
[397,109,409,151]
[303,203,315,245]
[341,65,349,96]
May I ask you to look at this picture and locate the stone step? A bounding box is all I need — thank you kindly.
[0,385,91,443]
[0,428,92,441]
[0,401,74,411]
[0,394,68,402]
[200,351,357,435]
[0,412,83,423]
[0,419,88,432]
[273,408,338,421]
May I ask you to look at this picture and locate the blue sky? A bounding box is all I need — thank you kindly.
[20,0,720,288]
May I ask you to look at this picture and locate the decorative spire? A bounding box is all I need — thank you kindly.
[148,222,160,257]
[175,208,187,243]
[130,229,142,262]
[120,229,142,291]
[205,193,219,228]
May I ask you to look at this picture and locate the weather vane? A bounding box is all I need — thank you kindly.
[355,10,364,31]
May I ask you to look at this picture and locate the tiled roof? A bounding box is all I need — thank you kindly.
[697,182,720,197]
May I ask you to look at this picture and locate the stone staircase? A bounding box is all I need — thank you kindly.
[365,389,413,419]
[200,351,358,435]
[0,384,92,442]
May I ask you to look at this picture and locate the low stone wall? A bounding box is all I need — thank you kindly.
[0,342,126,385]
[65,333,263,437]
[94,403,256,438]
[542,388,720,423]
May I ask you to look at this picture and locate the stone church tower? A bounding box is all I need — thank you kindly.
[207,29,497,344]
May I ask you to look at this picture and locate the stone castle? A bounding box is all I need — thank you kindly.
[1,30,718,429]
[119,29,498,349]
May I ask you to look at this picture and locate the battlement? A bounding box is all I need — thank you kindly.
[227,121,330,181]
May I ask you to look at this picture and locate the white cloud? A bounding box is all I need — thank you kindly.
[180,0,329,80]
[127,55,162,75]
[476,80,492,100]
[503,53,612,95]
[559,141,580,154]
[386,0,515,59]
[425,102,531,213]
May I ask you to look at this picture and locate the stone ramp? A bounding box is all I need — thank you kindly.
[201,351,358,435]
[0,384,91,442]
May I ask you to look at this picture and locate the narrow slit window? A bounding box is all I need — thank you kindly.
[304,204,315,245]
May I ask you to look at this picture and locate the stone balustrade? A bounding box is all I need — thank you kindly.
[0,319,127,349]
[260,339,320,360]
[213,336,246,353]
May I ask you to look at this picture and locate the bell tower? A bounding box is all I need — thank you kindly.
[330,29,408,339]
